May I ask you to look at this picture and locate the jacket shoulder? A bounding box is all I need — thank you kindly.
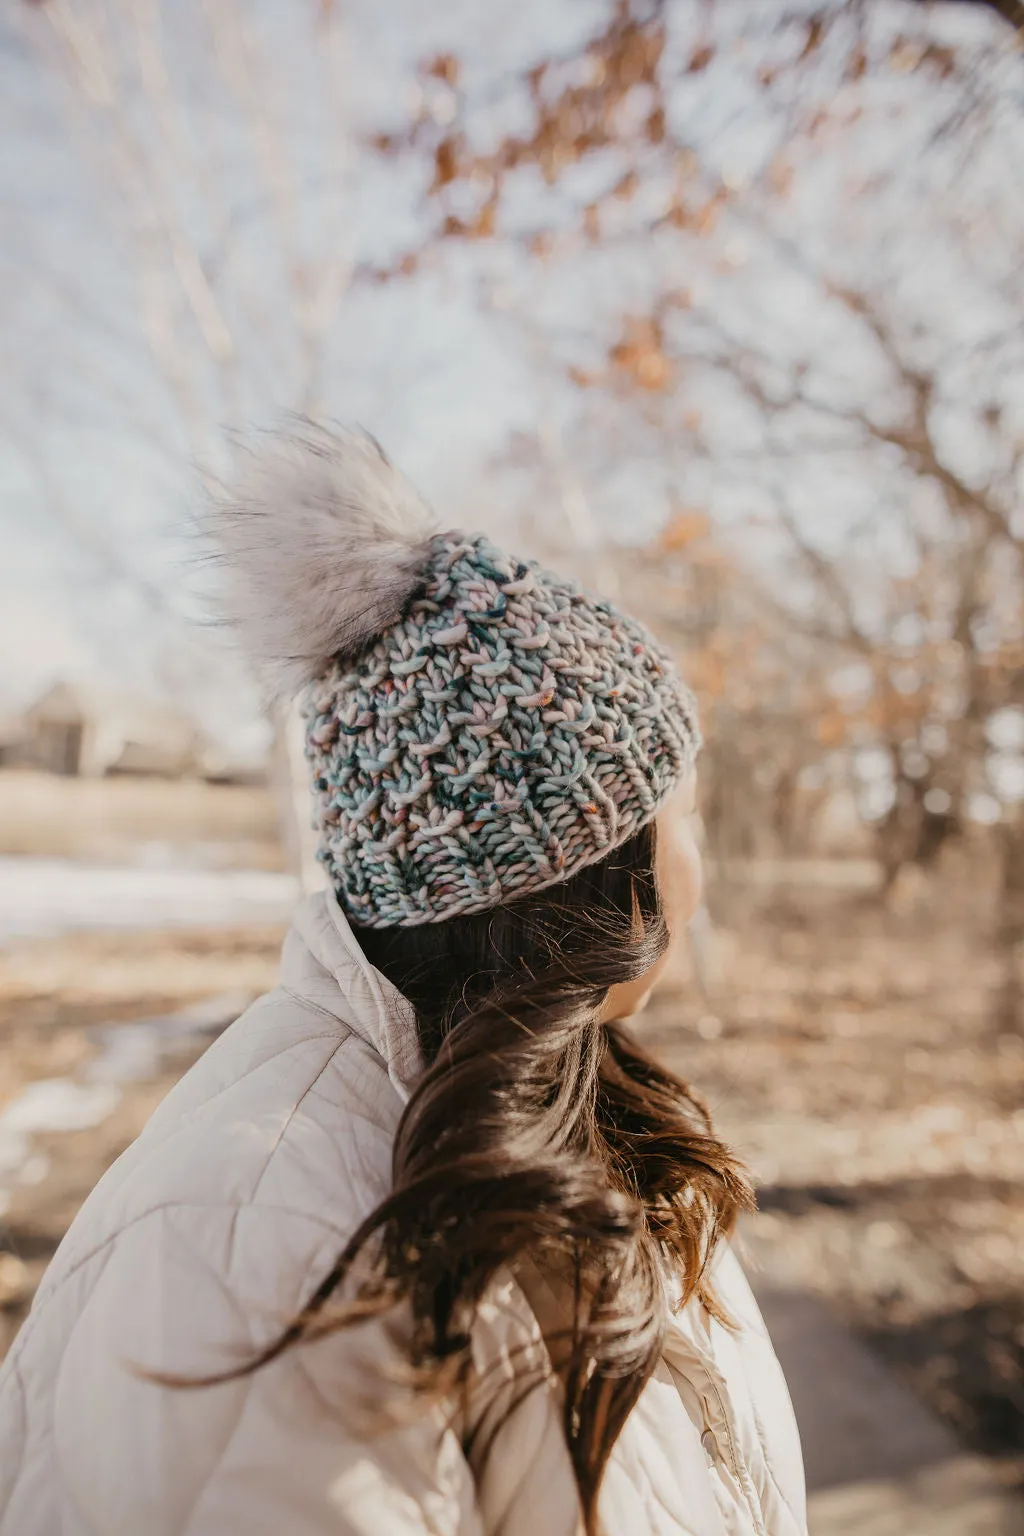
[33,983,403,1319]
[3,1198,480,1536]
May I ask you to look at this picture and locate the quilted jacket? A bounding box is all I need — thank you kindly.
[0,890,806,1536]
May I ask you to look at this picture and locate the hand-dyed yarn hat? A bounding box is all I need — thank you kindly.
[214,422,700,927]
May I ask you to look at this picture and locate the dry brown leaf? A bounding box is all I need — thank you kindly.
[661,509,711,551]
[426,53,460,88]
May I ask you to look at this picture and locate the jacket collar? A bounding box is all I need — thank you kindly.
[286,888,424,1102]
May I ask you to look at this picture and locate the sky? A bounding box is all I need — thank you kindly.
[0,1,567,743]
[0,0,1017,755]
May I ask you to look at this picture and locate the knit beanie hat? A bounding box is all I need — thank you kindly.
[214,422,701,928]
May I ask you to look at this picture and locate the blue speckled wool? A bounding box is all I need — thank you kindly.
[304,531,700,928]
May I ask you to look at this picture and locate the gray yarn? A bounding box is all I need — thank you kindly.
[211,422,701,927]
[304,530,700,927]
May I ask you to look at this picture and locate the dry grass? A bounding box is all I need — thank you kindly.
[0,770,282,869]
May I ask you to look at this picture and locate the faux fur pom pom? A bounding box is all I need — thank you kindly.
[209,421,439,697]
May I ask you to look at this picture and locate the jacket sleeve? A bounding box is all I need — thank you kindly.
[49,1203,484,1536]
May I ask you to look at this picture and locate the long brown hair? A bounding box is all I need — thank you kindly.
[227,821,750,1531]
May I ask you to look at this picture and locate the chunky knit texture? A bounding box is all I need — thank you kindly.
[304,530,700,928]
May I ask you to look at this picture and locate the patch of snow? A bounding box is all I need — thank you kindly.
[0,1078,121,1201]
[1,1079,120,1135]
[0,857,300,942]
[85,992,253,1085]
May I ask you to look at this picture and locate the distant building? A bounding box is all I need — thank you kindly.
[0,713,26,770]
[12,682,208,779]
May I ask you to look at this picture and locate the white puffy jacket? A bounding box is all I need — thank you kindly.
[0,891,806,1536]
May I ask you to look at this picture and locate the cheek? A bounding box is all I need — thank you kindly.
[601,804,706,1019]
[658,820,703,942]
[601,960,666,1024]
[601,821,703,1023]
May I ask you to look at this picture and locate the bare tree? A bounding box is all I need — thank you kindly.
[364,0,1024,1007]
[18,0,358,886]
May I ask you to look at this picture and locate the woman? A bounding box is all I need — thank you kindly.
[0,424,806,1535]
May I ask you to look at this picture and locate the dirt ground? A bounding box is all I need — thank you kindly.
[0,882,1021,1493]
[647,876,1024,1494]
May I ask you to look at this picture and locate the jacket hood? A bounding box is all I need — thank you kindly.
[284,887,425,1100]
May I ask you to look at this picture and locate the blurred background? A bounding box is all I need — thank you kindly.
[1,1,1023,1530]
